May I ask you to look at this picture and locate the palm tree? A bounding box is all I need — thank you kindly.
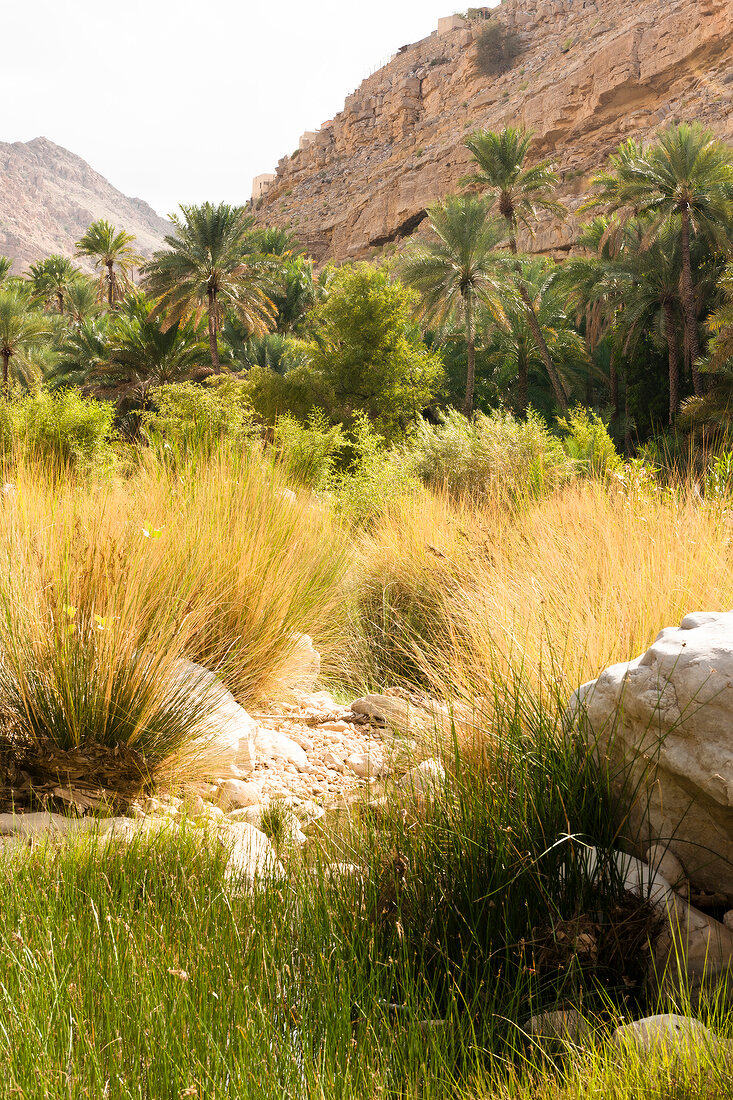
[0,286,55,393]
[28,254,82,313]
[63,276,102,326]
[0,257,13,285]
[585,124,733,394]
[612,221,686,424]
[141,202,275,373]
[47,317,110,391]
[95,292,211,404]
[75,220,142,307]
[401,195,512,416]
[486,259,589,417]
[462,126,569,412]
[559,216,629,423]
[707,264,733,370]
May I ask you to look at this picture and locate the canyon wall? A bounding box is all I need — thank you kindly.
[253,0,733,262]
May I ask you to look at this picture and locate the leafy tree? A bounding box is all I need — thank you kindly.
[400,195,510,416]
[462,126,569,411]
[141,202,275,372]
[28,254,82,313]
[586,123,733,394]
[0,286,55,392]
[75,220,142,307]
[306,263,444,438]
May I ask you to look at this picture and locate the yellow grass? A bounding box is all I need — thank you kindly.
[353,478,733,700]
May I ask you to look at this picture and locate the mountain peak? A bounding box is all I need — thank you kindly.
[0,137,170,272]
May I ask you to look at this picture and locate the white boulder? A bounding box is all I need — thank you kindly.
[571,612,733,902]
[173,660,257,775]
[215,779,262,811]
[219,821,284,883]
[255,728,308,770]
[611,1014,732,1069]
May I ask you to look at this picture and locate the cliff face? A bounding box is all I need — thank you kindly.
[254,0,733,262]
[0,137,170,273]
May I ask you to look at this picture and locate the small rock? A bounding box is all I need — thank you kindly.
[346,752,385,778]
[400,759,445,797]
[646,843,689,897]
[323,751,345,771]
[256,729,308,770]
[525,1009,591,1044]
[215,779,262,811]
[219,821,284,884]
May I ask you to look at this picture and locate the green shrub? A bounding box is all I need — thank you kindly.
[0,390,115,471]
[330,412,418,528]
[473,20,522,77]
[408,407,570,500]
[274,410,345,489]
[557,406,622,477]
[143,377,257,459]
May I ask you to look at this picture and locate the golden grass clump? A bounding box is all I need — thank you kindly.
[0,449,348,787]
[352,477,733,705]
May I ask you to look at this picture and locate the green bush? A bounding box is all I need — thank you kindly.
[143,377,257,459]
[557,406,622,477]
[408,407,570,500]
[0,390,115,471]
[330,411,418,528]
[473,20,522,77]
[274,410,345,490]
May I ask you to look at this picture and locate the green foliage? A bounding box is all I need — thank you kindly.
[473,19,522,77]
[143,377,257,458]
[0,389,115,470]
[408,407,570,499]
[306,264,444,439]
[75,219,142,305]
[141,203,275,370]
[239,361,335,423]
[330,411,418,527]
[274,410,345,489]
[557,406,622,477]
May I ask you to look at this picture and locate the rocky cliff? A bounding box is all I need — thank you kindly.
[253,0,733,262]
[0,137,170,273]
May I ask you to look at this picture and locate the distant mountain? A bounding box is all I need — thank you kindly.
[0,136,171,274]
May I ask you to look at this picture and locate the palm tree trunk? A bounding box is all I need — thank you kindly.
[207,287,221,373]
[518,349,528,418]
[518,282,569,413]
[507,221,568,414]
[680,206,702,397]
[463,295,476,417]
[610,347,619,423]
[2,350,9,396]
[662,300,681,424]
[56,291,64,314]
[624,372,633,456]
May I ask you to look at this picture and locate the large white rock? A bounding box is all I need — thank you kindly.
[571,612,733,902]
[580,846,733,996]
[611,1014,733,1068]
[172,660,257,775]
[219,821,283,884]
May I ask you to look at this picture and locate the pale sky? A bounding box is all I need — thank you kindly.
[4,0,499,218]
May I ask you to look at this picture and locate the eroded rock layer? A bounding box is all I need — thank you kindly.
[254,0,733,262]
